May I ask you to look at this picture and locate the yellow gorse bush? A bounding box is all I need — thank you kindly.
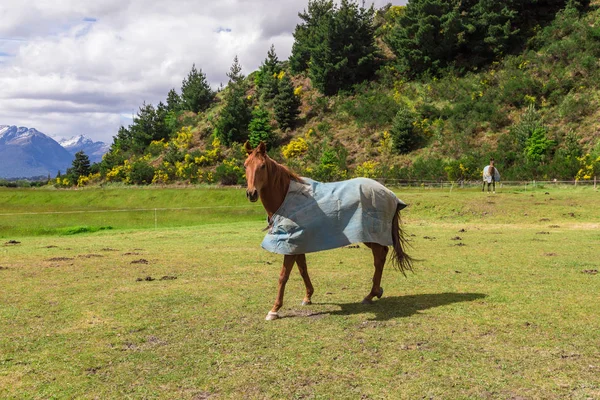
[282,137,309,159]
[354,161,380,178]
[575,154,600,180]
[77,175,90,187]
[173,127,193,151]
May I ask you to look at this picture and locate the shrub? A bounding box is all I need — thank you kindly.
[282,137,309,159]
[354,161,380,178]
[340,90,399,130]
[128,160,155,185]
[215,159,245,185]
[390,107,421,154]
[248,107,276,148]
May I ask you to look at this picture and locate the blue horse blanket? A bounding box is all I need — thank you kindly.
[261,178,406,255]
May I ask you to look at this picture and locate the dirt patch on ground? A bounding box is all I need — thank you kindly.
[100,248,119,252]
[136,275,177,282]
[78,254,104,258]
[46,257,74,262]
[582,269,598,275]
[44,245,58,248]
[123,252,142,256]
[131,259,149,264]
[536,231,550,235]
[544,253,558,256]
[0,266,9,270]
[4,240,20,246]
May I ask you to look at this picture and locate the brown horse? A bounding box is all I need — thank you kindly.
[244,141,412,320]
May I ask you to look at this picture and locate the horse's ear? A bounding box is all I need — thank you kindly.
[244,141,253,154]
[257,141,266,154]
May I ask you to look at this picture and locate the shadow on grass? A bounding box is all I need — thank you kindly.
[300,292,487,321]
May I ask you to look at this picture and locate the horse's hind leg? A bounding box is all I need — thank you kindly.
[362,243,388,304]
[266,254,296,320]
[296,254,314,305]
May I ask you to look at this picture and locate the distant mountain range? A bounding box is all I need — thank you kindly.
[0,125,110,179]
[58,135,110,164]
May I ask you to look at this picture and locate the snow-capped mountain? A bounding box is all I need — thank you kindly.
[0,125,74,179]
[59,135,110,164]
[0,125,111,179]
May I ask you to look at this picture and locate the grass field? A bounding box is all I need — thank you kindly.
[0,186,599,399]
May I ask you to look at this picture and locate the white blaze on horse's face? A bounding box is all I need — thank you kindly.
[244,141,267,203]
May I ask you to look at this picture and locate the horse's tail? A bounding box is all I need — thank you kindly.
[391,203,414,276]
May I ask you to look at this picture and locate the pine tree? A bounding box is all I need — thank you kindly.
[256,45,282,101]
[293,0,378,95]
[180,64,214,113]
[274,74,301,131]
[215,56,252,145]
[226,55,245,85]
[68,151,91,182]
[166,88,181,113]
[390,107,420,154]
[248,107,276,148]
[263,44,280,74]
[289,0,335,74]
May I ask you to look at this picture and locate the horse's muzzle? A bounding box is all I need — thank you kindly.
[246,189,258,202]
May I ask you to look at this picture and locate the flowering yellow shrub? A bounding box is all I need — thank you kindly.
[194,137,222,166]
[152,169,170,184]
[173,126,193,151]
[277,71,285,80]
[55,177,72,187]
[354,161,380,178]
[77,175,90,187]
[282,137,308,159]
[106,164,127,182]
[576,154,600,180]
[294,86,303,96]
[148,139,168,155]
[378,131,393,156]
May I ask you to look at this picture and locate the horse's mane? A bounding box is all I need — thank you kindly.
[265,156,304,188]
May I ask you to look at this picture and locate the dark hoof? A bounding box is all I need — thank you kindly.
[376,287,384,299]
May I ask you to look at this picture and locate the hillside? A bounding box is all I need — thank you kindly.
[82,0,600,188]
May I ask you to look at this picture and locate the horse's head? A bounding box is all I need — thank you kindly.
[244,141,268,202]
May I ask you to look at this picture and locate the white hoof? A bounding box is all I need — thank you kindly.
[265,311,280,321]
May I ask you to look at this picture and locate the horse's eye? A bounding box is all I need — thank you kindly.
[260,164,266,170]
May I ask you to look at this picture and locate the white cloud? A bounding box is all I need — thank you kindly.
[0,0,404,143]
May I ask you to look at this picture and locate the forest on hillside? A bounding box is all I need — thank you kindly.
[55,0,600,187]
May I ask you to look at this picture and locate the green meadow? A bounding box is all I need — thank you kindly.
[0,186,599,399]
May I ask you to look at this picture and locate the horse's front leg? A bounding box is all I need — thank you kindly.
[266,254,296,320]
[295,254,314,305]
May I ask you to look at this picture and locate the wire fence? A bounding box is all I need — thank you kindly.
[378,178,598,190]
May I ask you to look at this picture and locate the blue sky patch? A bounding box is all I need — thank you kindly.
[83,17,97,22]
[217,27,232,33]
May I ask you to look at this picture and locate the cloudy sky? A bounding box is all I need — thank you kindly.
[0,0,405,144]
